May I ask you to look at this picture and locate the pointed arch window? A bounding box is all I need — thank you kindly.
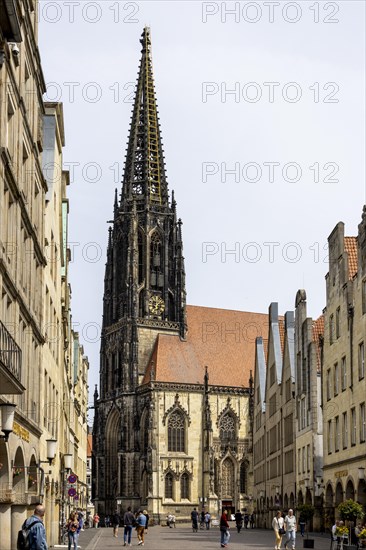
[165,473,173,499]
[138,230,144,285]
[219,413,236,446]
[150,232,163,289]
[222,458,234,498]
[180,473,189,500]
[168,410,185,452]
[240,461,247,493]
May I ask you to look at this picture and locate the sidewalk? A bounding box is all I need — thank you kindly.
[76,525,333,550]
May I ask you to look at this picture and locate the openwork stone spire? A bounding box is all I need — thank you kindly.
[121,27,168,205]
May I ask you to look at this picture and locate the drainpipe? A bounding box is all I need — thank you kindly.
[348,305,354,390]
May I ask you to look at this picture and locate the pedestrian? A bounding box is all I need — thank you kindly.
[112,510,120,537]
[250,513,255,528]
[220,509,230,548]
[272,510,285,550]
[204,511,211,530]
[244,513,249,529]
[136,510,147,546]
[299,514,306,537]
[123,506,135,547]
[93,513,100,528]
[235,510,243,533]
[66,512,80,550]
[105,515,110,528]
[167,513,173,528]
[284,509,297,550]
[191,508,199,532]
[77,510,84,531]
[143,510,149,532]
[21,504,48,550]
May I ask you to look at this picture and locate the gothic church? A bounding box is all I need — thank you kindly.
[93,27,268,522]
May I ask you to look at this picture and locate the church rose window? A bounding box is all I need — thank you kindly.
[168,410,185,452]
[222,458,234,498]
[165,473,173,499]
[219,413,236,445]
[180,473,189,499]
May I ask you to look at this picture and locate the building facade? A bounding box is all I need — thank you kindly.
[93,27,267,522]
[322,216,366,525]
[0,4,89,547]
[294,290,324,530]
[253,304,297,528]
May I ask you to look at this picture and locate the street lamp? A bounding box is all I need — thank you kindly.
[59,453,73,544]
[0,403,16,441]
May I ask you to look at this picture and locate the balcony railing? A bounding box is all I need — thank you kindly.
[0,320,23,393]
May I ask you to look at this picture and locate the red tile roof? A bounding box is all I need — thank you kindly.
[312,315,324,373]
[87,434,93,457]
[142,305,268,387]
[344,237,358,279]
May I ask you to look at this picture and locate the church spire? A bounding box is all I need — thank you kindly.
[121,27,168,206]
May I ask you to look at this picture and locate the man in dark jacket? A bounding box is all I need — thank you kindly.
[123,506,135,546]
[24,504,48,550]
[112,511,120,537]
[235,510,243,533]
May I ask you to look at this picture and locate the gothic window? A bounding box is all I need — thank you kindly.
[168,411,185,452]
[150,232,163,290]
[219,413,236,446]
[138,231,144,285]
[165,473,173,499]
[180,473,189,499]
[222,458,234,498]
[240,461,247,493]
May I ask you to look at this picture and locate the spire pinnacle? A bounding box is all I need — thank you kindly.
[121,27,168,206]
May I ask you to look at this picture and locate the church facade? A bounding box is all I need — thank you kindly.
[92,27,267,521]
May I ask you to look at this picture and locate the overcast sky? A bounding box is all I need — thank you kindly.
[38,1,365,413]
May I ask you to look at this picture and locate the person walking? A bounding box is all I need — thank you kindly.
[123,506,135,547]
[136,510,147,546]
[235,510,243,533]
[284,509,297,550]
[191,508,199,532]
[143,510,150,533]
[93,513,100,528]
[250,513,255,528]
[204,511,211,530]
[22,504,48,550]
[112,510,120,537]
[272,511,285,550]
[244,513,249,529]
[299,514,306,537]
[220,509,230,548]
[66,512,80,550]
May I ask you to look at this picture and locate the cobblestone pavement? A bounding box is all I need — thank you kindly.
[76,525,332,550]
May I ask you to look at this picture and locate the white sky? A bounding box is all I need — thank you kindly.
[38,1,365,412]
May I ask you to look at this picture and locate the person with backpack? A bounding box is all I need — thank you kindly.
[17,504,48,550]
[66,512,80,550]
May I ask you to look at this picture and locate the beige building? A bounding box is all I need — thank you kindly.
[322,214,366,524]
[294,290,324,530]
[0,3,89,547]
[253,304,296,528]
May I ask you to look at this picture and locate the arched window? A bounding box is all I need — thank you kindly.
[181,473,189,500]
[150,232,163,290]
[165,473,173,499]
[168,411,185,452]
[219,413,236,446]
[222,458,234,498]
[240,461,247,493]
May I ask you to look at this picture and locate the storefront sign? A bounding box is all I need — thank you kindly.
[13,422,30,442]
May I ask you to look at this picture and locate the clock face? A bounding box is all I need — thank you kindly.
[149,295,165,314]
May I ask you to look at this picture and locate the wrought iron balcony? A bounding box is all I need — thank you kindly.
[0,320,24,394]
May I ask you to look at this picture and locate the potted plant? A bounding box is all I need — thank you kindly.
[297,504,316,548]
[337,500,365,549]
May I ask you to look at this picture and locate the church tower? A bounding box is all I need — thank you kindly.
[93,27,187,514]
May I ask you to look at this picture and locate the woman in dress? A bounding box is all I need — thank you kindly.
[272,510,285,550]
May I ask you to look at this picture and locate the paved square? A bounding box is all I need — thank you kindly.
[78,525,332,550]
